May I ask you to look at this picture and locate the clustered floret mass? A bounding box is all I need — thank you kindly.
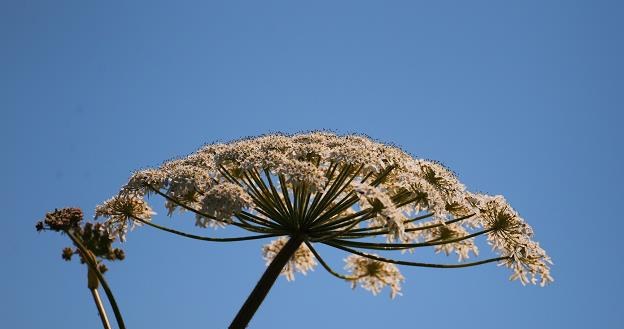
[36,208,125,274]
[95,132,552,297]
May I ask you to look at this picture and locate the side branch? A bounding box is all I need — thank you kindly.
[338,213,479,239]
[66,231,126,329]
[305,241,360,280]
[130,216,283,242]
[330,228,494,250]
[148,186,245,228]
[326,242,509,269]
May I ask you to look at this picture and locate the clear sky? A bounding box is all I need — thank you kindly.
[3,1,623,328]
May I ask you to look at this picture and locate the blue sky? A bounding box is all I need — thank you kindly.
[3,1,623,328]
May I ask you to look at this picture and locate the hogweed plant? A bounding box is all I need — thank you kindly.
[38,132,552,329]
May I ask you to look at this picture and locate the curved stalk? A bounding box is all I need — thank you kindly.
[90,288,112,329]
[331,228,494,250]
[305,241,360,280]
[148,186,246,229]
[66,230,126,329]
[259,169,292,220]
[340,213,476,239]
[310,217,369,242]
[348,212,436,233]
[229,235,304,329]
[326,241,509,268]
[130,215,283,242]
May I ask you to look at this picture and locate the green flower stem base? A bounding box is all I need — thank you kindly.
[90,288,112,329]
[66,230,126,329]
[229,236,303,329]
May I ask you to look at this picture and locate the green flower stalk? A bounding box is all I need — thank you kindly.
[70,132,551,328]
[36,208,126,329]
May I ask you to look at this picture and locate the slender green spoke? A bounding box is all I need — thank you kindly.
[300,189,313,226]
[331,228,495,250]
[277,174,295,216]
[369,165,396,186]
[217,166,243,186]
[311,165,396,227]
[309,216,370,242]
[326,241,510,269]
[312,194,359,226]
[302,163,336,220]
[250,169,290,222]
[149,186,249,229]
[296,185,307,227]
[234,215,277,233]
[237,211,283,230]
[306,164,353,222]
[346,213,473,237]
[310,209,374,233]
[315,178,407,229]
[349,212,435,233]
[304,241,360,280]
[323,162,338,186]
[308,165,361,226]
[131,215,283,241]
[292,184,301,224]
[296,183,312,226]
[359,170,375,184]
[217,168,276,221]
[262,169,292,220]
[241,174,278,215]
[404,214,475,232]
[392,194,420,209]
[241,173,288,224]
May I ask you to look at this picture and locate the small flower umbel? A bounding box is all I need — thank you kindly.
[95,132,552,329]
[36,208,126,329]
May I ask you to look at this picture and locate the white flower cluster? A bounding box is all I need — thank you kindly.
[474,195,553,286]
[262,237,317,281]
[353,182,406,242]
[427,223,479,261]
[196,183,255,228]
[95,131,551,288]
[94,193,155,241]
[345,255,404,298]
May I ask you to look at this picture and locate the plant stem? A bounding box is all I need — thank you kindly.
[90,288,113,329]
[229,235,303,329]
[66,230,126,329]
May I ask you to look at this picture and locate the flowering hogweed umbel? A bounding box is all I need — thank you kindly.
[94,131,552,301]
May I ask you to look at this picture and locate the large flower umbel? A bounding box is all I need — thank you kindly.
[96,132,552,328]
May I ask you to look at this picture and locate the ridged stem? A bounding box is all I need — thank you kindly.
[229,235,303,329]
[90,288,112,329]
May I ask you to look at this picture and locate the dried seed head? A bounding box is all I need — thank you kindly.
[40,208,83,231]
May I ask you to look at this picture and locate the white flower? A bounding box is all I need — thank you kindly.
[353,182,405,242]
[95,193,155,241]
[474,194,553,286]
[426,223,479,261]
[195,183,255,227]
[345,255,404,298]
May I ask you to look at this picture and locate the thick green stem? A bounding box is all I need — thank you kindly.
[229,236,303,329]
[66,231,126,329]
